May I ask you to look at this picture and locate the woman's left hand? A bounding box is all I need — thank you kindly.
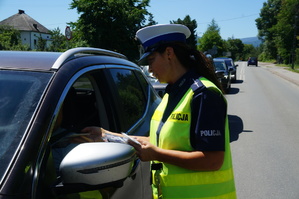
[128,138,159,162]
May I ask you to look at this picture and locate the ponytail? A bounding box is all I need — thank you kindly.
[155,42,223,92]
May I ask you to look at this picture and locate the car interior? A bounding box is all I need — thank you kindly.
[42,74,107,198]
[39,67,151,198]
[42,71,144,198]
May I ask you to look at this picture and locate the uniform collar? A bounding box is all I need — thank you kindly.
[165,70,199,94]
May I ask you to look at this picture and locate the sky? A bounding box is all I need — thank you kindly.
[0,0,266,40]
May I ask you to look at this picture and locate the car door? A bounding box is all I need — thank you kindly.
[37,64,155,199]
[100,66,152,199]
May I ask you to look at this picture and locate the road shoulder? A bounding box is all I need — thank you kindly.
[259,62,299,87]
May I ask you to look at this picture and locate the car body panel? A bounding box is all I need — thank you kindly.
[0,48,160,199]
[0,51,61,70]
[213,58,232,93]
[215,57,238,83]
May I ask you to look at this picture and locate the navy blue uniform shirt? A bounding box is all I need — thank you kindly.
[162,70,226,151]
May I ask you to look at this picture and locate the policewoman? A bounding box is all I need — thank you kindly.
[132,24,237,199]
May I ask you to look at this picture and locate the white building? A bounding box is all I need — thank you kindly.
[0,10,51,50]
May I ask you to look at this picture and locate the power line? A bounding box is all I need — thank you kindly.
[198,13,259,25]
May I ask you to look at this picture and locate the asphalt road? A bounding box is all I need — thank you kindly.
[226,62,299,199]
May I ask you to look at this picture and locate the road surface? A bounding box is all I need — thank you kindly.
[226,62,299,199]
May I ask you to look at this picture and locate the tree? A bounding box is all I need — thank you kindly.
[49,28,67,52]
[198,19,225,57]
[70,0,153,61]
[273,0,299,66]
[147,13,158,26]
[256,0,299,66]
[0,25,28,50]
[255,0,282,60]
[226,37,244,60]
[171,15,198,49]
[243,44,260,60]
[49,27,89,52]
[36,35,47,51]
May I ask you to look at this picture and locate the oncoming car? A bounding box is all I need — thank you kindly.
[247,57,258,66]
[0,47,161,199]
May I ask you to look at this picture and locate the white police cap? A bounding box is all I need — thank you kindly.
[136,24,191,65]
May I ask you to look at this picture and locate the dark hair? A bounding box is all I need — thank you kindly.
[155,42,223,92]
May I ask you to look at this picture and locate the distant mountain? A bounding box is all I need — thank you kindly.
[240,37,262,47]
[197,36,262,47]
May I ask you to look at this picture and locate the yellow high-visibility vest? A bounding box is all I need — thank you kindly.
[150,77,237,199]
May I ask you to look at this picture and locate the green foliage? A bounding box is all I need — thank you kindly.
[70,0,153,61]
[0,25,29,50]
[256,0,299,65]
[147,13,158,26]
[226,37,244,60]
[171,15,198,49]
[243,44,260,60]
[48,27,89,52]
[198,19,225,57]
[256,0,281,39]
[256,0,282,59]
[273,0,299,64]
[48,28,67,52]
[36,35,47,51]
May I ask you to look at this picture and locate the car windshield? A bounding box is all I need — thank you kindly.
[214,61,226,71]
[0,70,52,177]
[224,60,233,67]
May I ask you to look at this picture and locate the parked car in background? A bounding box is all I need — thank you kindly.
[247,57,258,66]
[142,65,167,97]
[147,77,167,97]
[0,47,161,199]
[216,58,238,82]
[213,58,232,93]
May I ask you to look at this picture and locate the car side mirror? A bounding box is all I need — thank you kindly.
[215,71,225,78]
[53,142,137,195]
[235,64,238,67]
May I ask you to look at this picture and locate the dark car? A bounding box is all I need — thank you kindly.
[247,57,258,66]
[147,76,167,97]
[216,58,238,82]
[142,65,167,97]
[213,58,232,93]
[0,47,161,199]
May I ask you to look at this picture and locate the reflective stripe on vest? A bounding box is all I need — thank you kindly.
[150,77,236,199]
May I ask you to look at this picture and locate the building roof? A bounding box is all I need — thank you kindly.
[0,10,50,34]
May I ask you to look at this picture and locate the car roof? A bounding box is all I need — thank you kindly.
[0,51,62,71]
[213,58,226,62]
[214,57,232,60]
[0,47,128,71]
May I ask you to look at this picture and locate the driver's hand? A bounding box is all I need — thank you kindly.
[71,126,105,143]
